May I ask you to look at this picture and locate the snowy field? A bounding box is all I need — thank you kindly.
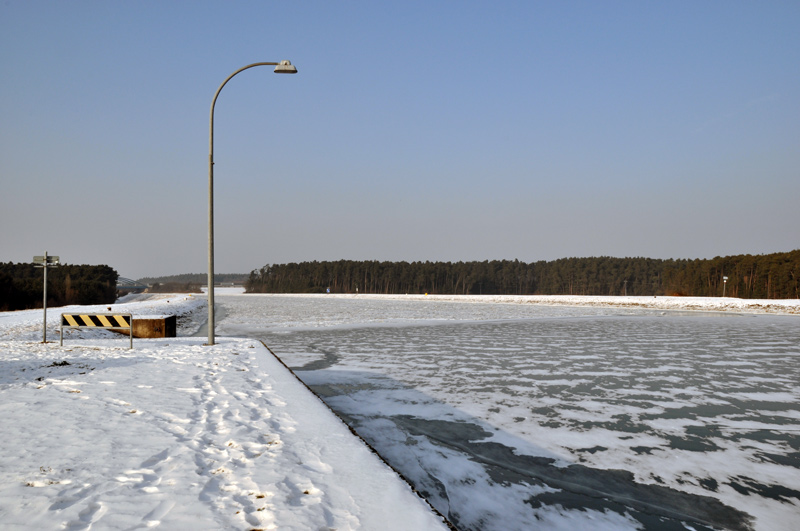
[216,292,800,531]
[0,293,449,530]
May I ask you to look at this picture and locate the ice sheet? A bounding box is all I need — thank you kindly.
[220,293,800,530]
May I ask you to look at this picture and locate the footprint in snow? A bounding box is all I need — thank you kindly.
[141,448,170,467]
[64,501,107,530]
[141,499,175,527]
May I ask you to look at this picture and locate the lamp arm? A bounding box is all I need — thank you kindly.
[209,63,281,157]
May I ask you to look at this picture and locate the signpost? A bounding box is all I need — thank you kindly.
[33,252,60,343]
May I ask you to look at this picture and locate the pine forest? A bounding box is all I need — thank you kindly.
[246,250,800,299]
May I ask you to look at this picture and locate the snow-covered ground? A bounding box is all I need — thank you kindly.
[238,292,800,315]
[2,290,798,530]
[0,293,449,530]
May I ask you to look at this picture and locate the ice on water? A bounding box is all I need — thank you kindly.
[219,293,800,531]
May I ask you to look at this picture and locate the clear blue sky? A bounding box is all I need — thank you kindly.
[2,1,798,280]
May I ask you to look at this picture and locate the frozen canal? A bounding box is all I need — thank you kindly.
[216,293,800,531]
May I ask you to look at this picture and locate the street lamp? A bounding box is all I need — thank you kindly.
[207,60,297,345]
[722,276,728,298]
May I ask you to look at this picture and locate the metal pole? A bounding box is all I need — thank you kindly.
[208,119,214,345]
[208,62,286,346]
[43,251,48,343]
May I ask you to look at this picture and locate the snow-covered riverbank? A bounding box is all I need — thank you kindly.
[254,291,800,315]
[0,294,449,530]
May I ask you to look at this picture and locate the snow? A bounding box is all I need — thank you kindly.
[0,293,449,530]
[2,290,799,530]
[230,292,800,315]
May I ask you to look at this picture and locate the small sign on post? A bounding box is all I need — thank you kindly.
[33,252,60,343]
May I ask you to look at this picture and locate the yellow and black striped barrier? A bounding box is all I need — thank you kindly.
[60,312,133,348]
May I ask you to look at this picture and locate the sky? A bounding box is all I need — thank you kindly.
[1,1,798,280]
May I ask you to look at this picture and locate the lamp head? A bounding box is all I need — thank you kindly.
[274,60,297,74]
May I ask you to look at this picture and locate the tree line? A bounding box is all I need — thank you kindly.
[0,262,119,311]
[138,273,248,285]
[146,282,203,294]
[245,250,800,299]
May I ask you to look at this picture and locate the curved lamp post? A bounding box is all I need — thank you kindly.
[208,60,297,345]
